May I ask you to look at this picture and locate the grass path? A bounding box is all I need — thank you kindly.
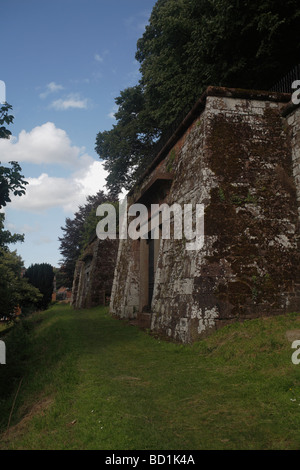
[1,303,300,450]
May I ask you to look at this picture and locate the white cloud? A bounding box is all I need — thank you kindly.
[1,121,108,216]
[0,122,92,167]
[50,93,88,110]
[39,82,64,99]
[73,160,108,200]
[8,161,108,214]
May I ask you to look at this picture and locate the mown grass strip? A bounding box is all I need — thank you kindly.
[0,304,300,450]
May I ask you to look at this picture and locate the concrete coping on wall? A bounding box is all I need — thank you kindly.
[128,86,292,197]
[281,100,300,117]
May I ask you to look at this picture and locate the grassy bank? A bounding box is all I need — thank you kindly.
[0,303,300,450]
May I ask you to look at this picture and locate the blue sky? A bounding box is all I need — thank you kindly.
[0,0,157,268]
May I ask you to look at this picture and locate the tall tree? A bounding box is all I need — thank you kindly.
[96,85,159,196]
[96,0,300,194]
[24,263,54,311]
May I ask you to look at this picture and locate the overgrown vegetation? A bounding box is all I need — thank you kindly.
[1,304,300,450]
[0,251,42,318]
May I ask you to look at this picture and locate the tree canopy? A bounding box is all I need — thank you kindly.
[24,263,54,311]
[95,0,300,194]
[0,160,28,210]
[0,250,42,318]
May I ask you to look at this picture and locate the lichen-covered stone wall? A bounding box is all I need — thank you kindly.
[71,236,118,309]
[110,87,300,343]
[283,103,300,219]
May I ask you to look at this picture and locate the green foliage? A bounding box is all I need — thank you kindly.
[0,213,24,247]
[166,149,176,172]
[96,0,300,193]
[218,188,226,202]
[0,104,28,216]
[95,85,159,196]
[0,103,14,139]
[0,105,28,248]
[24,263,54,311]
[0,160,28,209]
[0,249,42,318]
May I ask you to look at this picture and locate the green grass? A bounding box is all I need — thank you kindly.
[0,303,300,450]
[0,322,11,334]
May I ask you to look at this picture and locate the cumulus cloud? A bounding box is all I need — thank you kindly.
[9,161,108,214]
[0,122,92,167]
[50,93,88,110]
[0,121,109,214]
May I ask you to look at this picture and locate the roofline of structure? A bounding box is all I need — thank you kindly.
[128,86,291,196]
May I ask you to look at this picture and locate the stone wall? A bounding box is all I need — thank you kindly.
[283,102,300,220]
[71,236,118,309]
[109,86,300,343]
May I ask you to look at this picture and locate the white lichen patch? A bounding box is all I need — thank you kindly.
[197,307,219,334]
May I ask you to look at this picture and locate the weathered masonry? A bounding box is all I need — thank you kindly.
[71,235,118,309]
[109,86,300,343]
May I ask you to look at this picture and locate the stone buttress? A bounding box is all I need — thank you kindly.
[109,86,300,343]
